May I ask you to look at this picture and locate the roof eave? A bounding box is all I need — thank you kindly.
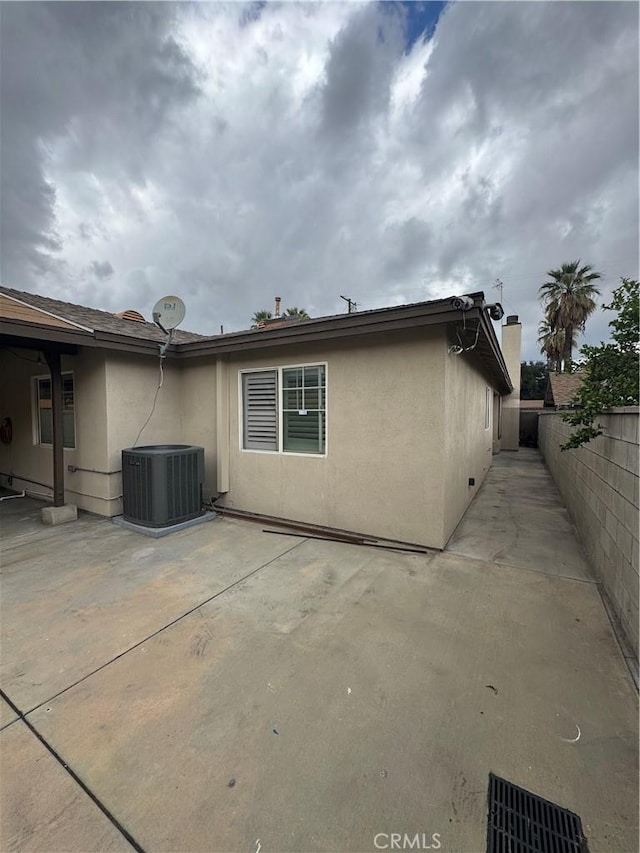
[174,296,484,358]
[0,318,162,355]
[0,318,93,349]
[174,295,513,394]
[477,311,514,394]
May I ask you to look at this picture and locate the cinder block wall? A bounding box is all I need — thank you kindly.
[539,409,639,656]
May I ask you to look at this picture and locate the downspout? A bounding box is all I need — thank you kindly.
[215,356,230,494]
[44,350,65,506]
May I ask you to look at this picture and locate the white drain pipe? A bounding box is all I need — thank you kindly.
[0,490,26,502]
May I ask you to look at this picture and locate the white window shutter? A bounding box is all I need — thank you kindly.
[243,371,277,450]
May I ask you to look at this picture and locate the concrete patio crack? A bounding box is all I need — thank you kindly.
[0,689,145,852]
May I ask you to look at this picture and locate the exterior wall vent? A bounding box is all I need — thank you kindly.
[116,309,146,323]
[121,445,204,527]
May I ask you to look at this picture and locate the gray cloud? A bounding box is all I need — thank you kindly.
[0,1,200,295]
[90,260,115,280]
[321,5,402,137]
[1,1,637,361]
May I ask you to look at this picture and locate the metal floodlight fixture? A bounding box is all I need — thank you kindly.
[485,303,505,321]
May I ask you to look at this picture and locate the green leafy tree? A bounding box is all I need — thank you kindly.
[251,309,272,328]
[561,278,639,450]
[284,307,310,320]
[539,260,601,371]
[520,361,548,399]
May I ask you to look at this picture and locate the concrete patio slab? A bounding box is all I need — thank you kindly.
[0,721,132,852]
[447,451,594,581]
[1,499,303,712]
[25,539,638,853]
[0,695,18,730]
[1,453,637,853]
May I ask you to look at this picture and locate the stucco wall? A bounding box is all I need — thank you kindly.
[179,357,218,498]
[220,329,447,548]
[443,346,496,545]
[0,347,216,517]
[539,410,639,655]
[103,351,185,516]
[0,347,110,514]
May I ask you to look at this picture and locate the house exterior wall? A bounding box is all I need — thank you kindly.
[219,329,447,548]
[443,347,496,545]
[103,351,185,516]
[539,409,639,657]
[1,347,217,518]
[179,357,218,498]
[0,347,110,514]
[2,321,512,543]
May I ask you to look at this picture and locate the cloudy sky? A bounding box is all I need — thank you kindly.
[1,1,638,359]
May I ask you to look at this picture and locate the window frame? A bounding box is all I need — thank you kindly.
[239,361,328,457]
[32,371,76,449]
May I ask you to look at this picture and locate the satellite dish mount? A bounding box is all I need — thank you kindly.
[152,296,186,356]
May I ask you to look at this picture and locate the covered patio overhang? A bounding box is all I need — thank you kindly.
[1,316,162,518]
[1,329,81,509]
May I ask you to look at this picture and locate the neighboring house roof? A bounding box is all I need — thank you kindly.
[545,372,584,408]
[0,287,205,344]
[520,399,545,409]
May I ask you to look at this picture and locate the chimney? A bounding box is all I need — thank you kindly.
[274,296,281,318]
[501,315,522,451]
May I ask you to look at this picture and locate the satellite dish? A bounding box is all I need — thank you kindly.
[152,296,186,331]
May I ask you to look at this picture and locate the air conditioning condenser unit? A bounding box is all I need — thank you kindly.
[121,444,204,527]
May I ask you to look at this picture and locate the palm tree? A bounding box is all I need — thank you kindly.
[539,260,601,370]
[251,309,272,328]
[284,307,310,320]
[537,318,575,373]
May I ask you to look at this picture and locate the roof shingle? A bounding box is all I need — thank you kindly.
[0,286,205,343]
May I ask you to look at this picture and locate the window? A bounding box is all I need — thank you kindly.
[242,364,326,455]
[485,386,491,430]
[34,373,75,448]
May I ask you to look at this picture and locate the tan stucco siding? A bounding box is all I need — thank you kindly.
[0,348,111,514]
[221,329,446,548]
[0,348,216,518]
[64,349,111,514]
[180,357,218,498]
[442,347,496,545]
[0,295,82,329]
[104,352,185,515]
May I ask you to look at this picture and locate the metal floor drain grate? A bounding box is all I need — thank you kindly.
[487,773,589,853]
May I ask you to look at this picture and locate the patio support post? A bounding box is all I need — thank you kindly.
[45,350,65,507]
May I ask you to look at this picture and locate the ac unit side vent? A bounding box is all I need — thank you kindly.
[122,445,204,527]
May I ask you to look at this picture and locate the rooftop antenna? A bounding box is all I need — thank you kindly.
[152,295,186,355]
[340,294,358,314]
[493,278,504,308]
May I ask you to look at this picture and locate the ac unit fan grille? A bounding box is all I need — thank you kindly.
[166,452,201,523]
[122,445,204,527]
